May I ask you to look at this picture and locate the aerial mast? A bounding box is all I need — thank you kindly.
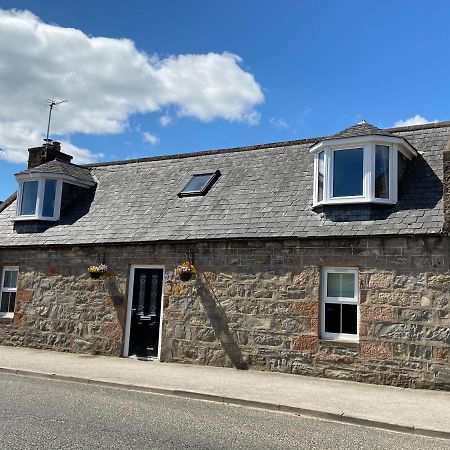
[45,99,67,150]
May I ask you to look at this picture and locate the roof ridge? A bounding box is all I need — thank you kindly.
[84,136,326,168]
[386,120,450,133]
[84,120,450,169]
[26,159,90,172]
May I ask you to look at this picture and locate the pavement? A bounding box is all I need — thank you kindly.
[0,345,449,440]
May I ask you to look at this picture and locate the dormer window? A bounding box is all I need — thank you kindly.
[14,157,96,223]
[310,123,417,206]
[16,177,62,221]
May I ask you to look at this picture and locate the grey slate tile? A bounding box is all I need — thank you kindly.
[0,123,448,247]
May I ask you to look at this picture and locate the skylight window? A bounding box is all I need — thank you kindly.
[178,170,221,197]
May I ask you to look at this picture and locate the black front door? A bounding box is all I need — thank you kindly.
[129,268,164,358]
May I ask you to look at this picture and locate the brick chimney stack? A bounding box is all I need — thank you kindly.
[27,140,73,169]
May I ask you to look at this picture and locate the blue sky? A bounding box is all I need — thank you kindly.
[0,0,449,200]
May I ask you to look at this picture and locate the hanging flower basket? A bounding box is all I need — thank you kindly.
[176,261,197,282]
[89,272,102,279]
[179,271,193,281]
[88,263,108,279]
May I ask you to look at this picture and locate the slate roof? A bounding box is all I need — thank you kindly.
[0,121,448,247]
[328,121,395,139]
[17,160,94,184]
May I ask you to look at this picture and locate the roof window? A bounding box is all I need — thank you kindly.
[178,170,221,197]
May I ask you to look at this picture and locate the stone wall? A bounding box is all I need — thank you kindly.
[0,235,449,390]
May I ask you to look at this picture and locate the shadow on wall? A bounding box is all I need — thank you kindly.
[197,275,248,370]
[104,276,127,345]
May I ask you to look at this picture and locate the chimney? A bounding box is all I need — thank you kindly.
[27,140,73,169]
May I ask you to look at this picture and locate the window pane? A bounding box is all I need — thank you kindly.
[333,148,364,197]
[0,292,9,312]
[324,303,340,333]
[42,179,57,217]
[340,273,355,298]
[20,181,38,215]
[342,304,357,334]
[327,273,341,297]
[317,151,324,202]
[375,145,390,199]
[327,272,355,298]
[3,270,18,289]
[137,273,146,315]
[149,273,159,315]
[0,292,15,313]
[182,174,214,193]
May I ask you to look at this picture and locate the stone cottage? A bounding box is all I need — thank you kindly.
[0,121,448,390]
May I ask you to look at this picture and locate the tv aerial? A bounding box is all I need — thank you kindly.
[44,99,68,150]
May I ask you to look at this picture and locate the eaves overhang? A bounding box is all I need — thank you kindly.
[14,171,96,188]
[309,134,418,159]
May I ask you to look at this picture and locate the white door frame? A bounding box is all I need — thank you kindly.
[123,264,165,359]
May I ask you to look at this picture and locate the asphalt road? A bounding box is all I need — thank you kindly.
[0,373,447,450]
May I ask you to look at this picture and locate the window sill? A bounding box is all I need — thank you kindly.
[0,313,14,320]
[313,198,396,208]
[319,338,359,346]
[14,216,58,222]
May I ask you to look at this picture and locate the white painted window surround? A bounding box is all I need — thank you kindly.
[15,177,63,221]
[310,135,417,206]
[321,267,359,342]
[0,266,19,318]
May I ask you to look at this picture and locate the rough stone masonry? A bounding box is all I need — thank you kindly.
[0,235,449,390]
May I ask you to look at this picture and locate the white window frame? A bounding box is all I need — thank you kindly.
[321,267,359,341]
[15,177,63,221]
[313,143,397,206]
[311,134,417,207]
[0,266,19,318]
[14,172,94,222]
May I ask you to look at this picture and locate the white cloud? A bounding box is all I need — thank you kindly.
[270,117,289,129]
[142,132,159,145]
[0,9,264,163]
[159,114,173,127]
[393,115,436,127]
[0,122,103,164]
[242,111,261,126]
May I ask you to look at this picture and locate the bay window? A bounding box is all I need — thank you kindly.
[311,134,417,206]
[15,177,63,221]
